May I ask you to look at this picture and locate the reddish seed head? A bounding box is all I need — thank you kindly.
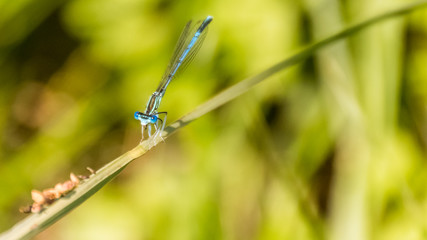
[21,167,93,213]
[31,190,46,205]
[62,180,76,193]
[43,188,61,202]
[54,180,75,195]
[31,203,43,213]
[55,183,67,195]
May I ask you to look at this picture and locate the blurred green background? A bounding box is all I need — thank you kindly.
[1,0,427,239]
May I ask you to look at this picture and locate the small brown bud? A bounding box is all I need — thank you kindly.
[55,183,66,195]
[31,203,43,213]
[86,167,96,175]
[70,173,80,185]
[19,205,33,214]
[31,190,46,205]
[43,188,61,202]
[62,180,76,193]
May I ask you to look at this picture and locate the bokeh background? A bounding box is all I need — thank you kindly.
[1,0,427,239]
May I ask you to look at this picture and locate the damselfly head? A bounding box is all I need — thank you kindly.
[135,111,157,124]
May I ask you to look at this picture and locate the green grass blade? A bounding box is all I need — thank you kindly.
[164,0,427,133]
[0,145,147,240]
[1,1,427,239]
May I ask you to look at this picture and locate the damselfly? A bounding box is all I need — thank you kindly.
[134,16,213,141]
